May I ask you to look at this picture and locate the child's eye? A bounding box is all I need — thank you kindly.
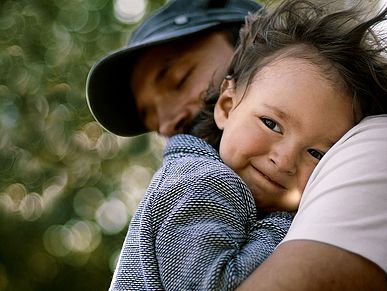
[307,149,324,160]
[261,117,282,133]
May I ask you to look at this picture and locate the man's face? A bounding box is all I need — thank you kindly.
[130,31,234,136]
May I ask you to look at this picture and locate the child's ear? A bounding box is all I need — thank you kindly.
[214,78,236,130]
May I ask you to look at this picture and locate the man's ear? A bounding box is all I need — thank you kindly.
[214,78,236,130]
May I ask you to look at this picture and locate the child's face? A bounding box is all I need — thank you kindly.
[215,57,355,213]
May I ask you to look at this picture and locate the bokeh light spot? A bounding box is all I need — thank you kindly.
[1,183,27,212]
[43,225,71,257]
[73,187,104,220]
[114,0,147,24]
[19,192,43,221]
[57,4,89,32]
[63,220,101,253]
[96,198,128,234]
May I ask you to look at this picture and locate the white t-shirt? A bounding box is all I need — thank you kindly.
[283,115,387,273]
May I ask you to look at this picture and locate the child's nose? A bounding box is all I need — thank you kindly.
[270,145,297,175]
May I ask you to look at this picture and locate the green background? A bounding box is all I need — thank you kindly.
[0,1,166,290]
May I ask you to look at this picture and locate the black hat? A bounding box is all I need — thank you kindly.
[86,0,262,136]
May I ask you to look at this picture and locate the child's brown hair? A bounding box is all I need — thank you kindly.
[191,0,387,150]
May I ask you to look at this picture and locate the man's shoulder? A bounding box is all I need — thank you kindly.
[344,114,387,142]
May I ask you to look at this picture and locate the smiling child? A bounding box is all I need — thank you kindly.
[110,1,387,290]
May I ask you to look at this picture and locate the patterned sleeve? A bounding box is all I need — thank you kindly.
[154,167,293,290]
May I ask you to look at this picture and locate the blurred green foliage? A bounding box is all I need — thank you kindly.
[0,0,166,290]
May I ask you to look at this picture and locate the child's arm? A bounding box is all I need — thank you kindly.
[155,172,292,290]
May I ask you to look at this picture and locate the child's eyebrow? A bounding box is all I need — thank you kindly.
[262,103,293,124]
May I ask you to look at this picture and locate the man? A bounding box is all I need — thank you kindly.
[86,0,387,289]
[87,0,260,136]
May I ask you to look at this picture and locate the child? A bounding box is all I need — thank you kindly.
[110,1,387,290]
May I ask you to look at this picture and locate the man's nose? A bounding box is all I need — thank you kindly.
[158,110,192,137]
[270,144,298,175]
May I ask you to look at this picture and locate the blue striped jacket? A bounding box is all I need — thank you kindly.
[110,134,293,290]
